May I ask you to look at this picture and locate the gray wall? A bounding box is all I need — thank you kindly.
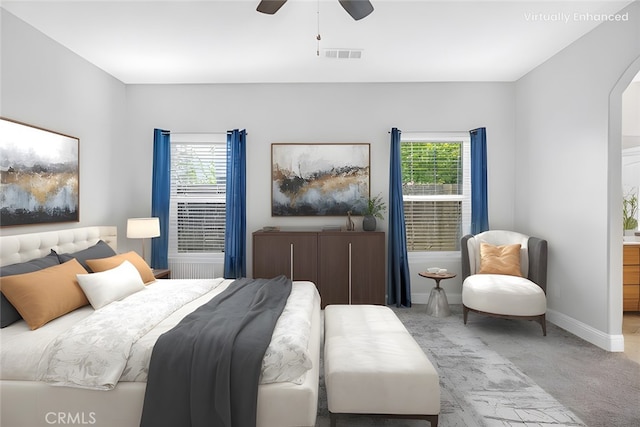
[514,1,640,349]
[1,10,126,233]
[123,82,516,301]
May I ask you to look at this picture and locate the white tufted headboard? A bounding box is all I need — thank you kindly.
[0,226,117,267]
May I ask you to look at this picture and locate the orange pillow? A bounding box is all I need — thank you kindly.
[86,251,155,284]
[0,258,89,330]
[478,242,523,277]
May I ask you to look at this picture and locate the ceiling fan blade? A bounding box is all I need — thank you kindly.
[257,1,288,15]
[339,0,374,21]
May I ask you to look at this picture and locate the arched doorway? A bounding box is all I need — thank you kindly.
[609,56,640,355]
[621,69,640,362]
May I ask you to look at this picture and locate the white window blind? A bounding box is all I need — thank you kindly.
[401,133,471,252]
[169,134,227,255]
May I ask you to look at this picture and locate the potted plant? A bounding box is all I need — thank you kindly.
[623,189,638,234]
[362,193,387,231]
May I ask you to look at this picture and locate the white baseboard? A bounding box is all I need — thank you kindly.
[546,309,625,352]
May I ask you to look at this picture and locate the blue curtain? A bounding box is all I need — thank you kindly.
[470,127,489,234]
[151,129,170,269]
[223,129,247,279]
[387,128,412,307]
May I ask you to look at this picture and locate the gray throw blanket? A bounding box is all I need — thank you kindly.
[139,276,292,427]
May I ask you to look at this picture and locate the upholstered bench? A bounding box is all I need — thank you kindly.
[323,305,440,427]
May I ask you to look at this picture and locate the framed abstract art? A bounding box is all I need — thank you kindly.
[0,118,79,226]
[271,143,370,216]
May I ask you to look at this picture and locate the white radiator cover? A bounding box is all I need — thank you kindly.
[168,258,220,279]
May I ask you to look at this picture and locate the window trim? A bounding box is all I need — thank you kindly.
[400,132,471,254]
[168,133,227,258]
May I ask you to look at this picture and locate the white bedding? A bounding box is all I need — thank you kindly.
[1,278,318,390]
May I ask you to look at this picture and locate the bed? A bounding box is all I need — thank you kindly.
[0,226,321,427]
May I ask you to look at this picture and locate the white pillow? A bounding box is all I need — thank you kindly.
[77,260,145,309]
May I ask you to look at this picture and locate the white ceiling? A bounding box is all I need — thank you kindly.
[1,0,636,84]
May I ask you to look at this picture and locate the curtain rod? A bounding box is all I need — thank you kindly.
[161,131,248,135]
[388,130,469,134]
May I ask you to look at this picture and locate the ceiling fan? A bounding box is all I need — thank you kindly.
[257,0,374,21]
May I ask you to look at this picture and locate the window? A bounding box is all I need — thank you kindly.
[401,133,470,251]
[169,134,227,256]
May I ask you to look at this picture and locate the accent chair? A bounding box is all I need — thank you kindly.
[461,230,548,335]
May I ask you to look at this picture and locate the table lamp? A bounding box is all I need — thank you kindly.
[127,217,160,263]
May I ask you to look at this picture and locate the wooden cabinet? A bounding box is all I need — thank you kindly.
[318,232,385,306]
[253,230,385,308]
[623,245,640,311]
[252,231,317,283]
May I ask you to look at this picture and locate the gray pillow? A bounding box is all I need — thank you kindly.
[0,251,60,327]
[55,240,116,272]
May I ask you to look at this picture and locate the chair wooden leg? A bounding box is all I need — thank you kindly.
[539,314,547,336]
[463,305,547,336]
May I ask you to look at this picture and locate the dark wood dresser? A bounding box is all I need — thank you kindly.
[253,230,385,308]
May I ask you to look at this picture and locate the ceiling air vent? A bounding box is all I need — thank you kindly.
[323,49,363,59]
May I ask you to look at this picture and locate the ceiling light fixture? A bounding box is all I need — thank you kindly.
[257,0,374,21]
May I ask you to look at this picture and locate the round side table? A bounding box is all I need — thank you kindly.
[419,271,456,317]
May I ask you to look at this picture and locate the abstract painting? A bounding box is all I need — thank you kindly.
[0,118,79,226]
[272,143,370,216]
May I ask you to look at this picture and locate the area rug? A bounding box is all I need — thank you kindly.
[315,305,586,426]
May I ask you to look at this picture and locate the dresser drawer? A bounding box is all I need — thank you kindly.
[623,245,640,265]
[624,265,640,285]
[624,284,640,311]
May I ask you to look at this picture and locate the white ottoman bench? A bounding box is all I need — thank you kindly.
[324,305,440,427]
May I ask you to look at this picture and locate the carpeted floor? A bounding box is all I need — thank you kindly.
[315,304,640,427]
